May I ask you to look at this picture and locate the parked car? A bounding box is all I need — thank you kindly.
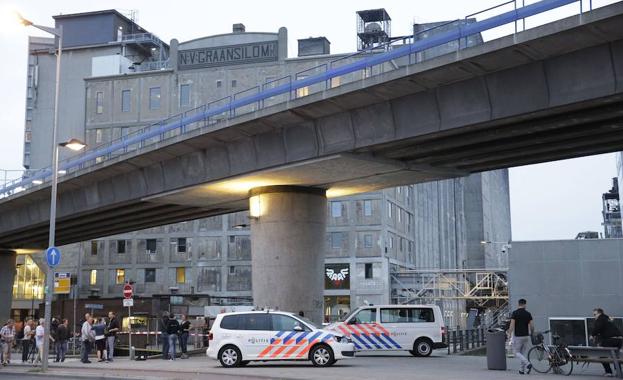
[326,304,447,357]
[206,310,355,367]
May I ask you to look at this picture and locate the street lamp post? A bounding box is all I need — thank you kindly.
[17,12,87,371]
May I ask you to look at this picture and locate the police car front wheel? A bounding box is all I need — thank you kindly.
[310,344,335,367]
[219,345,242,367]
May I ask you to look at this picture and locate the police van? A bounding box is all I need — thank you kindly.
[326,304,447,357]
[206,310,355,367]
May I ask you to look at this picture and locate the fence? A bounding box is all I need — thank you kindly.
[446,327,487,354]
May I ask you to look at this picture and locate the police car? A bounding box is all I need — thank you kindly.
[326,304,447,357]
[206,311,355,367]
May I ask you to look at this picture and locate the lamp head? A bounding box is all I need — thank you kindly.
[60,138,86,151]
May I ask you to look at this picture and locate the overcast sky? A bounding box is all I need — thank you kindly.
[0,0,620,241]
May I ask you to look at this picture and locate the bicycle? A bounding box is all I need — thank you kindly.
[527,330,573,376]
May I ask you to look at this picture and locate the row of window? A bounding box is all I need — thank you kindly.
[89,267,186,285]
[93,80,247,115]
[221,313,308,331]
[330,200,374,218]
[352,307,435,324]
[91,238,187,255]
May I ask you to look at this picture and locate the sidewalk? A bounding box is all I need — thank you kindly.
[0,352,611,380]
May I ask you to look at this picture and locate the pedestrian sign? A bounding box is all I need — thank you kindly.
[46,247,61,267]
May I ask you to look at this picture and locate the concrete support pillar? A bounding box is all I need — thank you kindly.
[249,186,326,324]
[0,251,17,322]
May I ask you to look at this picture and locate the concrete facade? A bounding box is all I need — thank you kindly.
[509,239,623,331]
[0,251,17,322]
[250,186,326,323]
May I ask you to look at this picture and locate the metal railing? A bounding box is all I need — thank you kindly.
[447,327,487,354]
[0,0,597,198]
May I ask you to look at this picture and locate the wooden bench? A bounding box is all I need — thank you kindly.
[567,346,623,378]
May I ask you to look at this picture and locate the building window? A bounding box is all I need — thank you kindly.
[144,268,156,283]
[177,238,187,253]
[398,208,402,223]
[331,201,342,218]
[231,79,237,88]
[331,76,341,88]
[115,269,125,284]
[216,80,222,88]
[90,241,98,256]
[229,266,235,275]
[364,234,373,248]
[96,92,103,114]
[95,129,103,144]
[331,232,343,249]
[121,89,131,112]
[365,263,373,279]
[387,201,393,218]
[149,87,161,110]
[89,269,97,285]
[117,240,126,254]
[180,84,191,107]
[364,200,373,216]
[25,109,33,121]
[176,267,185,284]
[389,236,394,249]
[146,239,157,254]
[296,75,309,98]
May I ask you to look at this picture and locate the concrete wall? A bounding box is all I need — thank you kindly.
[509,239,623,331]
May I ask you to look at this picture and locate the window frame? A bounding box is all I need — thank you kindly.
[331,201,342,218]
[175,267,186,284]
[149,87,161,110]
[365,263,373,279]
[117,240,126,254]
[121,89,131,112]
[89,269,97,285]
[144,268,156,283]
[96,91,104,114]
[115,268,125,285]
[179,83,191,107]
[350,308,377,324]
[146,239,157,254]
[363,200,373,216]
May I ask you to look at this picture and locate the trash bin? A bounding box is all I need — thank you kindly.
[486,329,507,370]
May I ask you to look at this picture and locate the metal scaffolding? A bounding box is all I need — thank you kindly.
[391,268,509,328]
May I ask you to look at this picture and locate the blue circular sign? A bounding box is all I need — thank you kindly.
[46,247,61,267]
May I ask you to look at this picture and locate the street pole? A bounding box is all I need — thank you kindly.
[42,24,63,373]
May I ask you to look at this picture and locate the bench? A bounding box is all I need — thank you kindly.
[567,346,623,378]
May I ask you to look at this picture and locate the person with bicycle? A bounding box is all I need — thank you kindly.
[592,308,623,377]
[507,298,534,375]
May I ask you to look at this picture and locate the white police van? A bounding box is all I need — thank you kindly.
[206,310,355,367]
[326,304,447,357]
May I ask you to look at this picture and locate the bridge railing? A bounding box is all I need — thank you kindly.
[0,0,602,198]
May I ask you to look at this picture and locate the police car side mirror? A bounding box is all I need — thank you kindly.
[293,325,304,332]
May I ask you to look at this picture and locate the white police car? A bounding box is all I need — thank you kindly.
[206,311,355,367]
[326,304,447,357]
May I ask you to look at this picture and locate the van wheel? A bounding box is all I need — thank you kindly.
[219,345,242,367]
[412,338,433,357]
[310,344,335,367]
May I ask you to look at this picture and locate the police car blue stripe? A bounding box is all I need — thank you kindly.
[306,331,323,343]
[350,333,372,350]
[358,332,382,349]
[282,331,299,344]
[321,333,334,342]
[352,341,363,350]
[295,332,310,344]
[367,332,392,349]
[381,333,402,349]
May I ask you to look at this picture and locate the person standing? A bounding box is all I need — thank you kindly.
[159,312,169,360]
[54,319,69,363]
[202,317,210,348]
[93,318,107,362]
[34,319,52,366]
[167,313,180,360]
[592,308,623,377]
[106,311,119,362]
[0,319,16,366]
[179,315,191,359]
[80,315,94,364]
[21,319,34,363]
[507,298,533,375]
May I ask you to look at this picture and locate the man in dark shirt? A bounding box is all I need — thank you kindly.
[507,298,534,375]
[159,312,169,360]
[106,311,120,362]
[54,319,69,362]
[166,313,180,360]
[592,308,623,377]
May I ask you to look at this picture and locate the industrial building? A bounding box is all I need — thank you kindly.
[14,8,510,326]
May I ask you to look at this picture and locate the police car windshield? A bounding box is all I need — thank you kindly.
[297,316,320,329]
[340,309,358,322]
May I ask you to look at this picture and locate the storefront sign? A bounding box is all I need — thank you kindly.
[325,264,350,290]
[54,272,71,294]
[178,41,278,70]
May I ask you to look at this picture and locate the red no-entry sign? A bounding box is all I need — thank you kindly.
[123,284,133,299]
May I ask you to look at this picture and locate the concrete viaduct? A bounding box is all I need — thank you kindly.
[1,2,623,322]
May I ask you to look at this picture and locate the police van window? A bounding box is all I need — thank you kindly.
[220,315,239,330]
[380,308,434,323]
[239,314,271,331]
[271,314,308,331]
[411,308,434,323]
[351,308,376,324]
